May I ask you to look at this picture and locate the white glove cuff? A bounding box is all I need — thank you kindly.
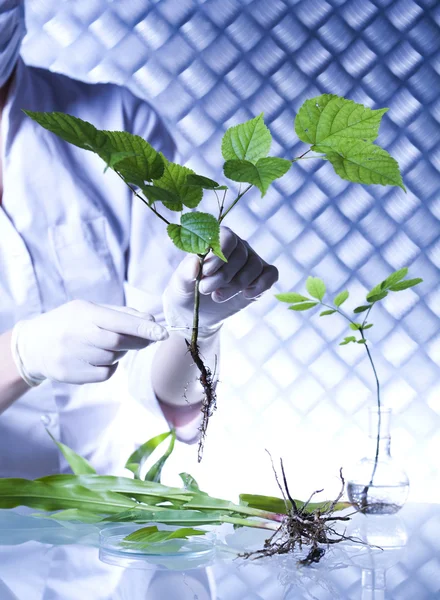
[11,321,46,387]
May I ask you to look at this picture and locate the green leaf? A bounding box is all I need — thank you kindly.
[36,508,105,523]
[179,473,205,494]
[106,509,228,526]
[144,430,176,483]
[367,291,388,302]
[122,525,205,549]
[46,430,96,475]
[275,292,310,304]
[24,110,111,155]
[103,151,140,173]
[185,174,226,189]
[222,114,272,163]
[0,479,137,514]
[295,94,388,147]
[37,474,191,502]
[389,278,423,291]
[306,276,326,301]
[103,130,164,183]
[363,324,374,330]
[167,212,226,261]
[239,494,349,515]
[349,323,362,330]
[334,290,349,307]
[382,268,408,289]
[324,139,405,191]
[320,309,337,316]
[357,339,367,344]
[125,431,172,480]
[140,185,182,209]
[340,336,357,345]
[153,157,203,210]
[223,157,291,196]
[353,305,372,314]
[288,302,319,311]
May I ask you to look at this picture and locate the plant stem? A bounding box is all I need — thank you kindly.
[191,255,206,349]
[116,173,171,226]
[219,184,253,223]
[291,149,312,163]
[360,332,382,510]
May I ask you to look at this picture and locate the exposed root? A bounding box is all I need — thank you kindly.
[240,463,356,566]
[186,340,218,462]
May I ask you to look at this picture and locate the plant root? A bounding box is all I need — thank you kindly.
[186,340,217,462]
[240,464,356,566]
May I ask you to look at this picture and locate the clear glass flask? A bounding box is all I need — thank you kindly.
[347,407,409,514]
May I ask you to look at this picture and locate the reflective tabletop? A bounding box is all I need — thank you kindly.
[0,503,439,600]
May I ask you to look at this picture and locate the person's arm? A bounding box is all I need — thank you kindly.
[0,331,31,413]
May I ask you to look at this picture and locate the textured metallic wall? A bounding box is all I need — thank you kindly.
[21,0,440,506]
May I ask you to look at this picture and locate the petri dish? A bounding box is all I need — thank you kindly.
[99,525,216,571]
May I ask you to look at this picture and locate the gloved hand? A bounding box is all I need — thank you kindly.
[11,300,168,386]
[163,227,279,337]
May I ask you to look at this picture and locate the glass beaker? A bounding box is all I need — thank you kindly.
[347,407,409,514]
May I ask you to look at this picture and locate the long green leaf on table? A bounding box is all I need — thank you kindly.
[46,430,96,475]
[106,509,229,526]
[37,475,191,501]
[32,509,105,523]
[125,431,172,479]
[239,493,350,514]
[0,479,139,514]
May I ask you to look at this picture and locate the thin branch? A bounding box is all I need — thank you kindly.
[219,184,253,224]
[116,173,171,226]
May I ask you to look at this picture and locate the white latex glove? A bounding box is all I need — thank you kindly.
[163,226,279,336]
[11,300,168,386]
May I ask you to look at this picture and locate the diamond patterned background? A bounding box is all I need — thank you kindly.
[21,0,440,507]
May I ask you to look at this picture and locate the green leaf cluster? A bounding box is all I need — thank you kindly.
[222,114,291,196]
[276,268,422,347]
[294,94,405,190]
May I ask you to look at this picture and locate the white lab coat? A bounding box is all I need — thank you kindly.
[0,58,180,479]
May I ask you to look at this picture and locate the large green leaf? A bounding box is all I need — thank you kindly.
[106,509,228,526]
[167,212,226,260]
[103,130,164,183]
[24,110,110,155]
[223,157,291,196]
[46,430,96,476]
[295,94,388,147]
[0,479,138,514]
[222,114,272,163]
[153,158,203,210]
[23,111,165,187]
[324,139,405,190]
[125,431,172,480]
[239,494,350,515]
[144,430,176,483]
[36,474,191,502]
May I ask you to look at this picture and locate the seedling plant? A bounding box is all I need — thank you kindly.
[276,269,422,511]
[25,93,405,461]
